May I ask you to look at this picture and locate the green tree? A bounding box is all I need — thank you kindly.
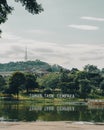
[59,70,69,82]
[84,64,100,73]
[71,71,87,97]
[100,80,104,94]
[57,70,79,95]
[0,75,6,92]
[0,0,43,36]
[9,72,25,98]
[39,73,60,91]
[75,71,87,80]
[25,73,38,93]
[70,68,79,74]
[79,79,92,100]
[84,65,102,89]
[57,82,69,94]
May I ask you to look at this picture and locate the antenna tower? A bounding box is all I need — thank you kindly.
[25,46,28,62]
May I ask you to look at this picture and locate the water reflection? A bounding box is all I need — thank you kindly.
[0,101,104,122]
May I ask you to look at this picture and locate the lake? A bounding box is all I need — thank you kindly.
[0,100,104,122]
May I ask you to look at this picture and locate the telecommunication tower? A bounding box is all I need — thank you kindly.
[25,46,28,62]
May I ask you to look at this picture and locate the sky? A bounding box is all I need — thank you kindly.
[0,0,104,69]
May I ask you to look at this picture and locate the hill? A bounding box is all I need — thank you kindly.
[0,60,66,74]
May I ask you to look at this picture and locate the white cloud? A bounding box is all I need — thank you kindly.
[81,16,104,22]
[0,32,104,69]
[68,24,99,31]
[2,32,21,40]
[0,36,104,69]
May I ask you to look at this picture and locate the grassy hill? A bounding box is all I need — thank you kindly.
[0,60,66,73]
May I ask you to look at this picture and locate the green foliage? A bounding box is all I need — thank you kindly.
[15,0,43,14]
[25,73,38,93]
[8,71,39,95]
[0,63,104,99]
[43,89,53,96]
[84,65,103,89]
[0,0,13,36]
[58,71,79,95]
[100,80,104,93]
[70,68,79,74]
[84,64,100,73]
[79,79,92,99]
[0,60,65,72]
[59,71,69,82]
[9,72,25,97]
[0,75,6,92]
[0,0,43,36]
[57,82,70,94]
[39,73,60,90]
[0,0,13,24]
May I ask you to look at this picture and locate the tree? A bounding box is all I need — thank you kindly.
[59,70,69,82]
[100,80,104,94]
[9,72,25,98]
[0,0,43,36]
[39,73,60,90]
[79,79,92,100]
[84,65,102,89]
[84,64,100,73]
[74,71,91,98]
[0,75,6,92]
[70,68,79,74]
[25,73,38,93]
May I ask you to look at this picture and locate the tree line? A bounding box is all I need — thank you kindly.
[0,60,64,72]
[0,64,104,99]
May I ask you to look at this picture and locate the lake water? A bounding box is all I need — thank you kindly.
[0,100,104,122]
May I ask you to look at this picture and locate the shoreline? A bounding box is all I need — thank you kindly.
[0,121,104,130]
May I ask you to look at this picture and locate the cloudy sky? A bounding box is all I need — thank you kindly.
[0,0,104,69]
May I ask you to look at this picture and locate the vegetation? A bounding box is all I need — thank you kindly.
[8,72,26,98]
[25,73,38,93]
[0,63,104,100]
[0,75,6,92]
[1,64,104,122]
[0,0,43,36]
[0,60,65,72]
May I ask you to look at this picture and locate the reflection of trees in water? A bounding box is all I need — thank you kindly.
[90,109,104,122]
[1,102,38,121]
[0,102,104,122]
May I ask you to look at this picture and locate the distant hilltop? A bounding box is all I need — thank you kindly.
[0,59,67,75]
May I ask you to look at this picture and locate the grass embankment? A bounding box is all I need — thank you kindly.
[1,93,104,106]
[0,93,84,106]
